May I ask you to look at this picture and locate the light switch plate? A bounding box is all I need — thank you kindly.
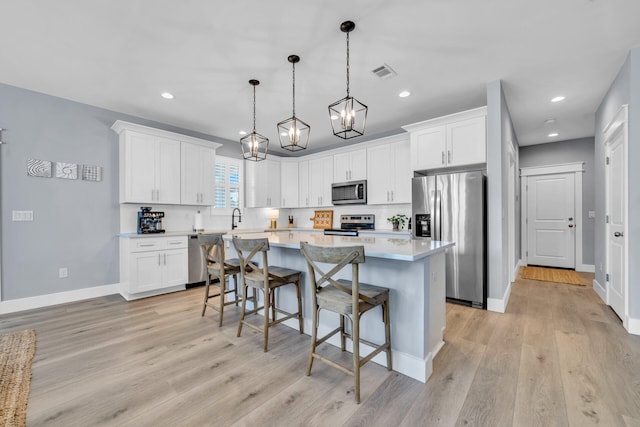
[12,210,34,221]
[588,211,595,218]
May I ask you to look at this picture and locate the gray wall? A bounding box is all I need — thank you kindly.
[595,48,639,319]
[519,137,595,265]
[486,80,519,303]
[0,83,241,301]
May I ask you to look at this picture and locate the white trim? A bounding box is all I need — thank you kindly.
[520,162,584,177]
[111,120,222,150]
[0,283,120,315]
[402,106,487,132]
[120,285,185,301]
[593,278,607,302]
[577,264,595,273]
[487,280,512,313]
[627,317,640,336]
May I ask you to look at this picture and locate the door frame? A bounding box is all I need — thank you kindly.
[520,162,584,269]
[603,104,629,328]
[507,142,517,282]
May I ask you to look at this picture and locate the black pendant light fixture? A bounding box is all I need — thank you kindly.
[240,79,269,161]
[277,55,310,152]
[328,20,368,139]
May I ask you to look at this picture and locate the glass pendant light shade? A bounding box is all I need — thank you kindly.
[329,20,368,139]
[278,55,310,152]
[240,79,269,161]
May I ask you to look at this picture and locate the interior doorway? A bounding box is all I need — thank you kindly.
[520,163,584,270]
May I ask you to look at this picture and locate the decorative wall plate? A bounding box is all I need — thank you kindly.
[27,159,52,178]
[55,162,78,179]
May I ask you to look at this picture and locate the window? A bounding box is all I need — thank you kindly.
[212,156,242,213]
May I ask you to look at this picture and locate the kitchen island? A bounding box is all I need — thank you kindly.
[227,230,454,383]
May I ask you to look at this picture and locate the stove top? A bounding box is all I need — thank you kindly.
[323,214,375,236]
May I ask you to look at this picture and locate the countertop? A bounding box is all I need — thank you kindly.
[226,231,453,262]
[118,227,412,238]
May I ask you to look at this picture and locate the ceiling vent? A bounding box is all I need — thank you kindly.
[371,63,397,79]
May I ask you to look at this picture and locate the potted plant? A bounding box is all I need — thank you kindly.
[387,214,408,231]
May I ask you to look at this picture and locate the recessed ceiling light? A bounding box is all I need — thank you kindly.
[544,118,556,125]
[551,96,565,103]
[548,132,559,137]
[161,92,174,100]
[238,130,247,136]
[330,115,339,120]
[398,90,411,98]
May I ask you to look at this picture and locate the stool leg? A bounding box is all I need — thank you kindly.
[201,275,210,317]
[353,310,361,404]
[270,288,276,322]
[307,307,319,376]
[384,301,392,371]
[263,287,270,352]
[218,274,225,327]
[233,274,239,307]
[340,315,346,351]
[296,279,303,334]
[237,281,247,337]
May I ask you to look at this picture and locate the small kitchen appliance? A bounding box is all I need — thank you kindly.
[323,214,375,236]
[137,207,165,234]
[331,180,367,205]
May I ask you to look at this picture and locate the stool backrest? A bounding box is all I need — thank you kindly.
[300,242,365,297]
[200,233,226,268]
[232,237,270,284]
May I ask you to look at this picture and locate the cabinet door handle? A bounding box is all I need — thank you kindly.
[139,243,155,247]
[448,150,452,163]
[158,253,161,266]
[441,152,445,165]
[391,191,394,202]
[614,231,624,237]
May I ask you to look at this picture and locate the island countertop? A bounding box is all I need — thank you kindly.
[227,231,454,262]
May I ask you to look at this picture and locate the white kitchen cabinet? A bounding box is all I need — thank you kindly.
[404,107,487,172]
[120,236,188,300]
[119,131,181,204]
[298,160,310,208]
[112,121,221,205]
[245,159,281,208]
[333,148,367,182]
[181,142,216,205]
[281,160,299,208]
[367,136,412,204]
[309,155,334,207]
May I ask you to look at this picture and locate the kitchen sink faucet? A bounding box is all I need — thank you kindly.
[231,208,242,230]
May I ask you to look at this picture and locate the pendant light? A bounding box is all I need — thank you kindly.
[277,55,310,152]
[328,20,368,139]
[240,79,269,161]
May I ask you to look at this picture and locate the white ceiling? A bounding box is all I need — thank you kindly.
[2,1,639,155]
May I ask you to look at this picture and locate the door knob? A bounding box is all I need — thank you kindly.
[614,231,624,237]
[568,224,574,228]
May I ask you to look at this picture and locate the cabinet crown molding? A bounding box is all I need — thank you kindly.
[402,106,487,133]
[111,120,222,150]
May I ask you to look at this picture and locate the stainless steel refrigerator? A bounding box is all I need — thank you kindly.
[412,170,487,308]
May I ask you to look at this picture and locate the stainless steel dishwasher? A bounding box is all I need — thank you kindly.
[187,234,216,286]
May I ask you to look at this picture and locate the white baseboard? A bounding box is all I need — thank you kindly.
[120,285,185,301]
[592,278,607,303]
[0,283,120,315]
[577,264,596,273]
[487,280,512,313]
[627,317,640,336]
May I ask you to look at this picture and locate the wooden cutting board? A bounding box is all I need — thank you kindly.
[310,210,333,229]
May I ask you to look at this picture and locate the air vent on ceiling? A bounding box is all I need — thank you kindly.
[371,63,397,79]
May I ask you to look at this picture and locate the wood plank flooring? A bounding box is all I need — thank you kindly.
[1,271,639,426]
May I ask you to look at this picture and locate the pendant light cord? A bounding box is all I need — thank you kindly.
[252,84,257,131]
[346,31,350,97]
[292,61,296,116]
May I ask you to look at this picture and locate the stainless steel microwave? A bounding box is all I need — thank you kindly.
[331,180,367,205]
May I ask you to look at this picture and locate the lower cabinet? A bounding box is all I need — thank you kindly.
[120,236,188,299]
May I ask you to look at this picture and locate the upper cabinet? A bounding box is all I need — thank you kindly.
[308,155,334,207]
[403,107,487,172]
[298,160,310,208]
[367,136,411,205]
[333,148,367,182]
[245,159,281,208]
[181,142,216,205]
[281,161,299,208]
[112,121,221,205]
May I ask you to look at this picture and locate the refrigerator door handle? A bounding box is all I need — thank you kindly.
[434,190,441,240]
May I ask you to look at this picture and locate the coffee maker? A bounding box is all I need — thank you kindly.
[137,207,165,234]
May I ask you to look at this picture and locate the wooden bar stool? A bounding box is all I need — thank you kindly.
[232,237,303,352]
[200,233,242,327]
[300,242,392,404]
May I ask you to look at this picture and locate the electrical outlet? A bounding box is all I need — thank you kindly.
[588,211,595,219]
[59,267,68,278]
[12,210,34,221]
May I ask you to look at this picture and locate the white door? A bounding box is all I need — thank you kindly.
[607,128,626,319]
[527,173,575,268]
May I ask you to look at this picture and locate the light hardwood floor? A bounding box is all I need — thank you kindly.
[1,271,640,426]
